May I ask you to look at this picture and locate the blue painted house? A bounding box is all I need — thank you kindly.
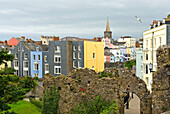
[30,45,49,78]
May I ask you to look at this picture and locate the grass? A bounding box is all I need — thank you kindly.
[8,100,41,114]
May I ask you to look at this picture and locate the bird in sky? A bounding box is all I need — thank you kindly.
[135,16,142,23]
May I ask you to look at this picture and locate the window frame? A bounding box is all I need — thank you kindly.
[54,55,61,63]
[54,66,61,74]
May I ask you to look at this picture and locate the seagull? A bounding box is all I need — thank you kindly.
[135,16,142,23]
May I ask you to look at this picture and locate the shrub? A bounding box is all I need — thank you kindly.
[72,95,119,114]
[98,71,107,79]
[42,84,60,114]
[29,98,42,109]
[124,60,136,69]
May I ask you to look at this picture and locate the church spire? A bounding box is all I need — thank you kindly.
[106,16,110,31]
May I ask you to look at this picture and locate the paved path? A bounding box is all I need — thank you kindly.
[124,93,140,114]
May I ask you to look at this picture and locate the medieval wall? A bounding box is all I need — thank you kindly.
[152,45,170,114]
[43,68,150,114]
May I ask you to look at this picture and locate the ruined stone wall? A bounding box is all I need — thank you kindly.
[156,45,170,69]
[43,68,150,114]
[152,45,170,114]
[104,62,124,68]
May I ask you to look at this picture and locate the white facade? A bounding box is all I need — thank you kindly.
[143,24,168,91]
[118,37,136,48]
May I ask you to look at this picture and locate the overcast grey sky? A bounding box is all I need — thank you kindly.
[0,0,169,41]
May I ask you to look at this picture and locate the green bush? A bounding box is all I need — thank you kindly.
[29,98,42,109]
[72,95,119,114]
[0,75,37,112]
[98,71,107,79]
[124,60,136,69]
[42,85,60,114]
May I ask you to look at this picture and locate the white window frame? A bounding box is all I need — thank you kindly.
[44,55,47,62]
[73,60,76,68]
[55,46,61,53]
[54,66,61,74]
[24,53,28,59]
[23,61,28,68]
[45,64,49,74]
[15,54,18,59]
[36,47,39,51]
[34,73,39,77]
[34,62,39,71]
[14,60,19,68]
[54,55,61,63]
[78,61,81,68]
[78,52,81,59]
[73,52,76,59]
[78,45,81,51]
[23,70,29,76]
[73,45,76,51]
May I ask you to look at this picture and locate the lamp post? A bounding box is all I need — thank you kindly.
[149,63,155,73]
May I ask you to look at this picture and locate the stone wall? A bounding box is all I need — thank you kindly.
[43,68,150,114]
[26,84,44,97]
[104,62,124,68]
[152,45,170,114]
[156,45,170,69]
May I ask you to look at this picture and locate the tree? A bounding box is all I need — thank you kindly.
[42,85,60,114]
[0,48,14,67]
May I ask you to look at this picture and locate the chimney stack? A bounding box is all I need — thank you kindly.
[21,36,25,39]
[53,36,59,41]
[4,40,7,44]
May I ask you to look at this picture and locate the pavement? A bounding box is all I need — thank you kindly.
[124,93,140,114]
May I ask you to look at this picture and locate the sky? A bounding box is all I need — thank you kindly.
[0,0,169,41]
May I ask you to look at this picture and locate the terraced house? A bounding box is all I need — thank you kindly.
[11,40,104,78]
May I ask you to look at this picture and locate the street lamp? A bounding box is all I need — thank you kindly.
[149,63,155,72]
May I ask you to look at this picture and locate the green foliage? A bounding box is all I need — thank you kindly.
[98,71,107,78]
[98,71,113,79]
[39,97,42,101]
[42,84,60,114]
[124,60,136,69]
[72,95,119,114]
[0,48,14,66]
[29,98,42,109]
[0,67,16,75]
[0,75,37,112]
[7,100,41,114]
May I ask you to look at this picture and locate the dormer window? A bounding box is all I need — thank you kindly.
[54,46,61,53]
[36,47,39,51]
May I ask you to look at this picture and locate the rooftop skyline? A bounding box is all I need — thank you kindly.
[0,0,169,41]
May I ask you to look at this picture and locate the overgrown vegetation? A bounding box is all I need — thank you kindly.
[124,60,136,69]
[98,71,113,79]
[42,85,60,114]
[72,95,119,114]
[29,98,42,109]
[0,75,38,113]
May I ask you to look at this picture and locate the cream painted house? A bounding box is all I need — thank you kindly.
[0,50,11,70]
[143,15,170,91]
[118,36,136,48]
[41,35,59,45]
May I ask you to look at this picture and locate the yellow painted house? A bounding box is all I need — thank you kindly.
[84,41,104,73]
